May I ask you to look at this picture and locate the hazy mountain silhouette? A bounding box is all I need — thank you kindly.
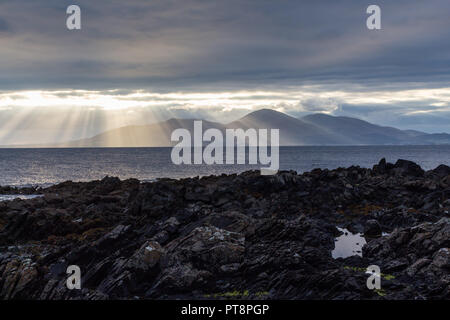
[301,113,422,145]
[228,109,344,145]
[59,109,450,147]
[61,119,226,147]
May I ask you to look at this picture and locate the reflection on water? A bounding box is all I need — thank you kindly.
[0,194,43,202]
[1,145,450,187]
[332,227,367,259]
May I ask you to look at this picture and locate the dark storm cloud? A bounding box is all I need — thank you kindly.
[0,0,449,91]
[0,17,10,33]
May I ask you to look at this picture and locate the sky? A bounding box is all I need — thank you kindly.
[0,0,450,145]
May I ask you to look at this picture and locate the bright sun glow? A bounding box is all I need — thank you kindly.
[1,87,450,111]
[1,86,449,145]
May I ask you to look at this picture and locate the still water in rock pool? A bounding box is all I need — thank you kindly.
[332,227,367,259]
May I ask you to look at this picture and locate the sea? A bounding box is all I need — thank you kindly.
[1,145,449,187]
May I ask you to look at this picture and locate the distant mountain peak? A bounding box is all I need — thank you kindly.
[237,108,289,118]
[230,108,299,124]
[248,108,283,115]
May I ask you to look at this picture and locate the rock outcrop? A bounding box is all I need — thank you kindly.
[0,159,449,299]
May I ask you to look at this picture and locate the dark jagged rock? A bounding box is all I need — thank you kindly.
[364,219,382,237]
[0,159,449,300]
[430,164,450,178]
[393,159,425,177]
[373,158,388,174]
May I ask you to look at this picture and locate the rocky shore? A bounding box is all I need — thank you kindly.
[0,158,449,300]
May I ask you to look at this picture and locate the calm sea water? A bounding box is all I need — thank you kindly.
[1,146,449,187]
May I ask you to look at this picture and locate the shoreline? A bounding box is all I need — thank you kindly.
[0,158,449,299]
[2,156,450,191]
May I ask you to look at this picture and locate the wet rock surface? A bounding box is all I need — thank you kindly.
[0,159,449,300]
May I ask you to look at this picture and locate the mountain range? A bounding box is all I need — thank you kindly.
[57,109,450,147]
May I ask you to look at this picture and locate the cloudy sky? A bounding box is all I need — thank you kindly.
[1,0,450,144]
